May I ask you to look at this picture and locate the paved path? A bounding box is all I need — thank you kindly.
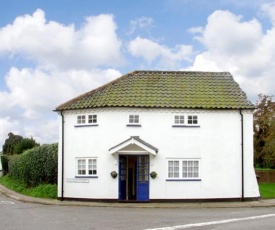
[1,183,275,208]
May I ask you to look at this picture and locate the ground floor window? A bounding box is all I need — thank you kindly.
[167,159,200,180]
[76,158,97,177]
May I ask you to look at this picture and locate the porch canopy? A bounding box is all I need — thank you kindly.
[109,136,158,155]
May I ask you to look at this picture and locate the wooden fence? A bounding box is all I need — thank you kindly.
[255,170,275,183]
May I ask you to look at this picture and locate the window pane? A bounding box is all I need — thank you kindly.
[187,115,198,125]
[129,114,139,124]
[174,115,184,124]
[88,159,97,175]
[78,159,86,175]
[88,115,97,124]
[168,160,179,178]
[77,115,86,124]
[134,115,139,123]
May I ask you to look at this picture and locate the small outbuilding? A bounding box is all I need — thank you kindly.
[55,70,260,202]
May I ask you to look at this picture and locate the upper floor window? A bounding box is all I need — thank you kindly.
[173,114,199,127]
[88,114,97,124]
[127,114,141,126]
[77,115,86,124]
[76,158,97,177]
[76,114,98,127]
[187,115,198,125]
[174,115,185,125]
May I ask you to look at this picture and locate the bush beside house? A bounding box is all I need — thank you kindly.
[8,143,58,187]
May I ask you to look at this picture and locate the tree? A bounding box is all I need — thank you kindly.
[254,94,275,168]
[2,133,40,155]
[14,137,40,155]
[2,132,23,155]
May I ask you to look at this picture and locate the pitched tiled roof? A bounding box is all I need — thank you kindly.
[56,70,254,110]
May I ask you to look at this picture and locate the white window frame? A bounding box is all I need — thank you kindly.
[167,159,201,181]
[172,114,199,127]
[77,115,86,124]
[187,115,198,125]
[75,114,98,126]
[127,114,141,126]
[88,114,97,124]
[76,158,98,177]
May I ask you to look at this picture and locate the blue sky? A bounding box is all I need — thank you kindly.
[1,0,275,147]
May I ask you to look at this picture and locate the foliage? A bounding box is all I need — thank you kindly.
[254,94,275,168]
[2,132,23,155]
[2,132,39,156]
[110,171,118,178]
[259,183,275,199]
[14,137,40,155]
[0,175,57,199]
[150,171,157,179]
[1,155,9,176]
[8,143,58,187]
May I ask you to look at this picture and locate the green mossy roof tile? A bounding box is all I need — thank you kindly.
[56,70,254,110]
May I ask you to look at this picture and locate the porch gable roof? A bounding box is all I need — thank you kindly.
[109,136,158,155]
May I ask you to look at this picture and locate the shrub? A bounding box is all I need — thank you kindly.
[8,143,58,187]
[1,155,9,176]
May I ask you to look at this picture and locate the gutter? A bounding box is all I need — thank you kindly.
[239,109,244,202]
[60,110,65,201]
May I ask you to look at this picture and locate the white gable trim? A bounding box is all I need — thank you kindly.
[109,136,158,155]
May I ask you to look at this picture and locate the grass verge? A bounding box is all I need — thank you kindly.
[259,183,275,199]
[0,175,57,199]
[1,175,274,200]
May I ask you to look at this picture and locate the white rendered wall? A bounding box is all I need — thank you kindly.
[57,108,260,200]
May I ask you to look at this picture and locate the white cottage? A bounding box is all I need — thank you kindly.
[55,71,260,202]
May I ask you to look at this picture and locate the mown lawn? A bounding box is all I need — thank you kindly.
[259,183,275,199]
[0,175,57,199]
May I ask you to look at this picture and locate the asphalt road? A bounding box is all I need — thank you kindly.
[1,193,275,230]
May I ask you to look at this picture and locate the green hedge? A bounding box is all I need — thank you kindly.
[1,155,9,176]
[8,143,58,187]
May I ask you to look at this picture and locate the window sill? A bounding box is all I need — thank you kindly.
[126,124,142,127]
[172,125,200,128]
[75,176,98,178]
[166,179,201,181]
[74,124,99,128]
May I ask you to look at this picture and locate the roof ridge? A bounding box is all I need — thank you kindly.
[132,70,231,74]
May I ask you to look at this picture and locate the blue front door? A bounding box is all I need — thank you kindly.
[118,155,149,201]
[137,155,149,201]
[119,156,127,200]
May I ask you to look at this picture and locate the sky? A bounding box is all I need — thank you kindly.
[1,0,275,148]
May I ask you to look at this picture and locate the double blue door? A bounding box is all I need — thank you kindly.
[119,155,149,201]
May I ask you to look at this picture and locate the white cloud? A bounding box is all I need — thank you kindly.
[188,26,204,34]
[201,10,262,56]
[186,9,275,102]
[4,67,121,117]
[128,17,153,35]
[0,9,123,70]
[0,9,124,149]
[128,36,193,68]
[0,118,20,148]
[261,1,275,25]
[0,67,121,148]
